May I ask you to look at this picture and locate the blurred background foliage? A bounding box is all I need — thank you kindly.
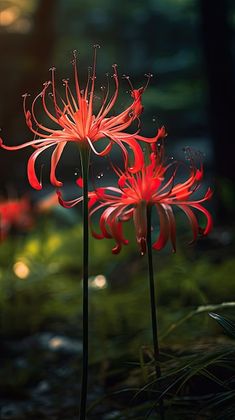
[1,0,235,418]
[1,216,235,346]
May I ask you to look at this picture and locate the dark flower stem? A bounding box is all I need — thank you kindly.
[79,147,90,420]
[146,205,164,420]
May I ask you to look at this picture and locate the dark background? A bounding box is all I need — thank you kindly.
[1,2,235,418]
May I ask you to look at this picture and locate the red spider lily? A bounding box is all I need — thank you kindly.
[57,146,213,255]
[0,197,33,240]
[0,46,166,190]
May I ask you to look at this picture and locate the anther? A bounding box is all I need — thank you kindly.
[73,49,78,58]
[87,66,92,80]
[122,74,134,90]
[144,73,153,79]
[143,73,153,91]
[43,81,51,87]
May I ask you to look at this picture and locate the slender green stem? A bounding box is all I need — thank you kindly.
[79,147,90,420]
[146,205,164,420]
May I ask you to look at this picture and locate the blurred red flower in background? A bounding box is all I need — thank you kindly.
[58,145,213,254]
[0,197,33,240]
[0,47,165,190]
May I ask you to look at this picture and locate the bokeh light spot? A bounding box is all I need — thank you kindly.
[90,274,107,289]
[0,7,20,27]
[13,261,30,279]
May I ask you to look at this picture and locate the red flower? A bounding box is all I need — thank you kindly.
[0,47,165,190]
[58,146,213,254]
[0,197,33,240]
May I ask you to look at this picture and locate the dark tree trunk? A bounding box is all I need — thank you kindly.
[199,0,235,220]
[0,0,57,191]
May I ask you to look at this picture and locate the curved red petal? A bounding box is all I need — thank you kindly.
[135,126,167,144]
[118,174,128,188]
[164,205,176,252]
[94,141,112,157]
[87,137,112,156]
[90,226,104,239]
[121,137,144,173]
[50,141,66,187]
[153,204,170,250]
[27,148,47,190]
[190,203,213,235]
[112,243,122,254]
[26,110,33,129]
[76,177,84,188]
[177,204,199,243]
[109,213,128,247]
[99,207,115,238]
[56,190,83,208]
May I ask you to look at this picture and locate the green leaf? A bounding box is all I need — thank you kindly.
[209,312,235,338]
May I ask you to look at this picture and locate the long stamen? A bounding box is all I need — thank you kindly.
[22,93,30,116]
[122,74,134,91]
[84,67,92,101]
[96,74,110,119]
[22,93,55,139]
[143,73,153,92]
[157,164,179,197]
[72,49,82,105]
[31,89,59,135]
[85,45,100,133]
[49,67,61,119]
[89,44,100,105]
[41,82,63,126]
[63,79,77,114]
[96,65,119,121]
